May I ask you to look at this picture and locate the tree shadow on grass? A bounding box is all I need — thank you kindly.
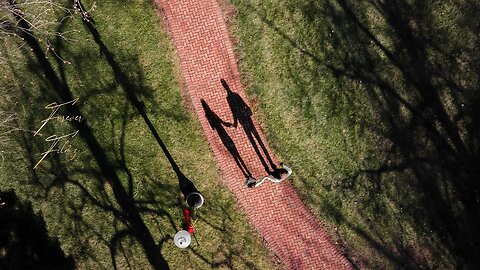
[181,208,266,269]
[6,9,175,270]
[0,190,75,270]
[247,0,480,268]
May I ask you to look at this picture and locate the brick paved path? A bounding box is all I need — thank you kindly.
[154,1,353,269]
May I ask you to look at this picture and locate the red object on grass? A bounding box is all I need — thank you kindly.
[183,209,195,234]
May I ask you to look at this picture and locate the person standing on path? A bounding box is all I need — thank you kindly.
[220,79,277,175]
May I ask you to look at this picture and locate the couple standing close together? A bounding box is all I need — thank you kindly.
[201,79,292,189]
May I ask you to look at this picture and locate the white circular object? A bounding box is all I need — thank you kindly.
[186,192,204,209]
[174,230,191,248]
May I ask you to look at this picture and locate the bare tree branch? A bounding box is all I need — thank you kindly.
[0,0,95,62]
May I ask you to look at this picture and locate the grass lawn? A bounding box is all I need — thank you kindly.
[0,0,276,269]
[228,0,480,269]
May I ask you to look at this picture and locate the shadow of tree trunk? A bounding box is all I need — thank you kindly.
[81,18,201,202]
[11,10,170,270]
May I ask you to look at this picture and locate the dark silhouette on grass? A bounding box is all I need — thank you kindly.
[220,79,276,174]
[0,190,75,270]
[201,99,252,178]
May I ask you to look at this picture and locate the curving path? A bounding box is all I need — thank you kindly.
[154,0,353,269]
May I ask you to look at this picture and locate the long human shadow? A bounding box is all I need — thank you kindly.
[201,99,251,178]
[81,18,201,201]
[12,11,170,270]
[220,79,276,174]
[0,190,75,270]
[247,0,480,268]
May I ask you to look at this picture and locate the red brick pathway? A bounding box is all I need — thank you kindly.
[154,1,353,269]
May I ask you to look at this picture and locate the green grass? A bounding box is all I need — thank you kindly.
[228,0,480,269]
[0,0,276,269]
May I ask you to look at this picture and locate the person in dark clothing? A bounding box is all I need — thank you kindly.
[245,163,293,188]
